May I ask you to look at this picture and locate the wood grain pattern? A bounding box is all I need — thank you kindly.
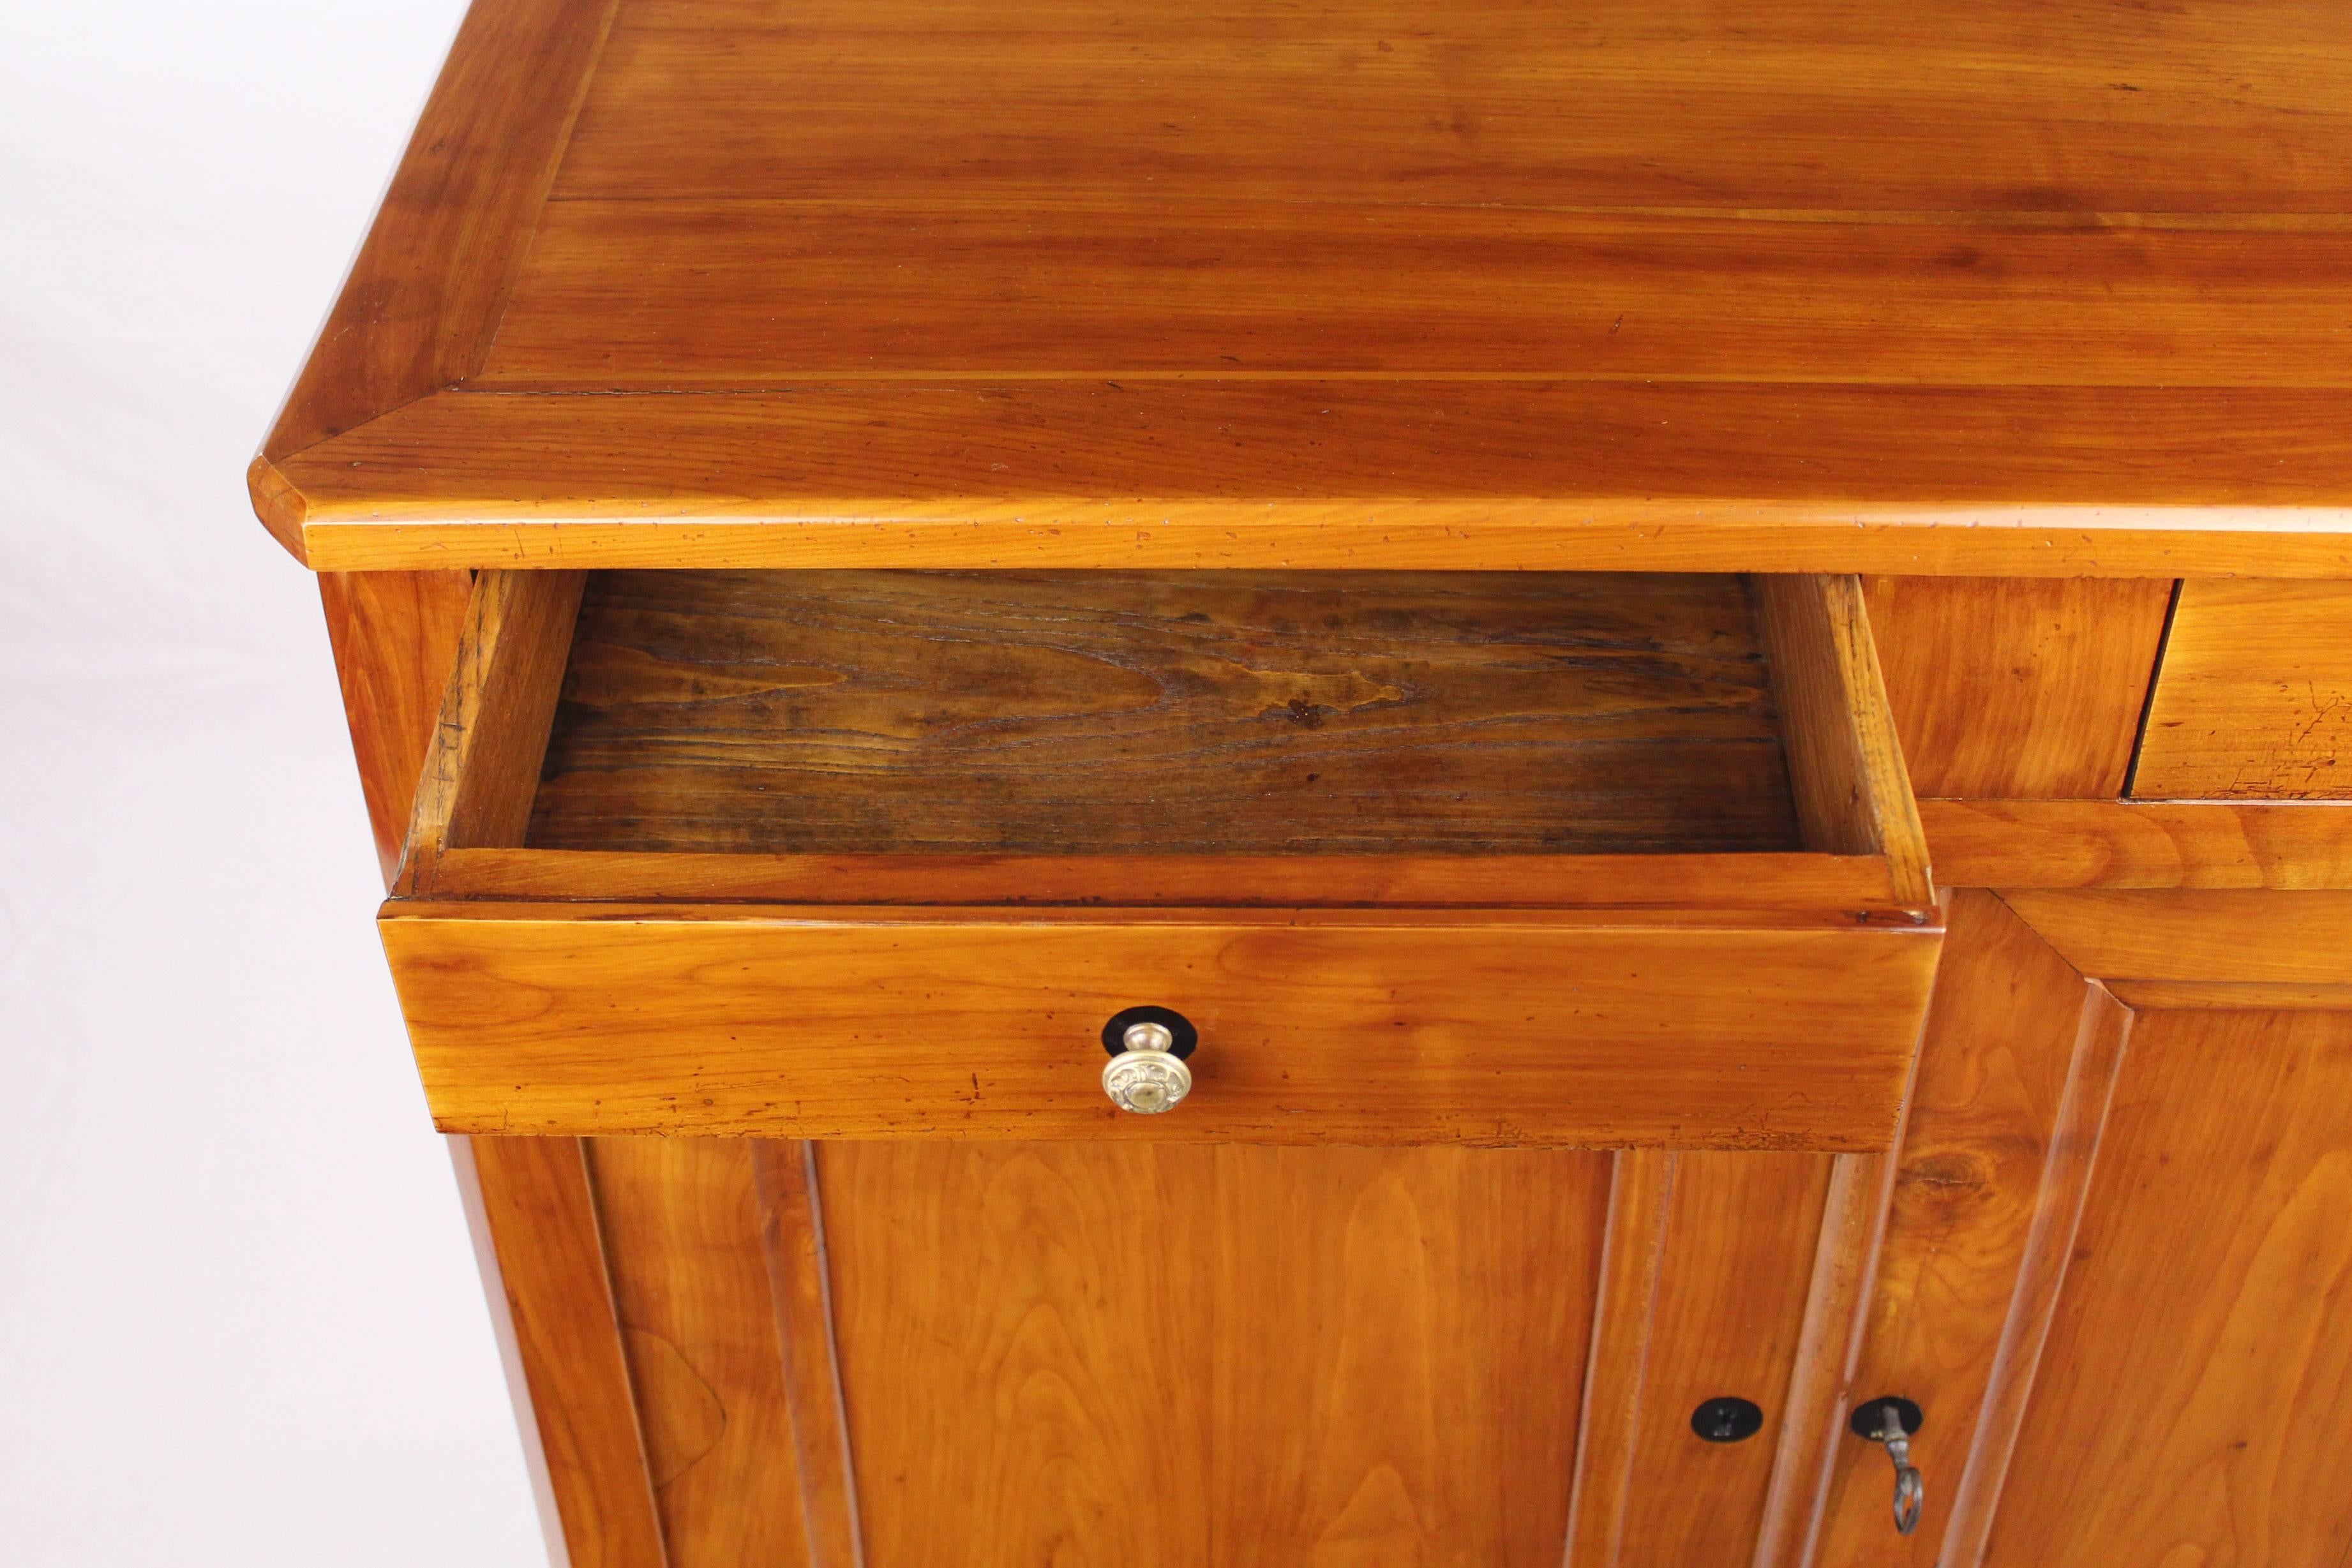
[318,571,474,885]
[528,570,1802,856]
[465,1136,666,1568]
[1754,575,1933,904]
[424,846,1905,910]
[1920,799,2352,890]
[2001,890,2352,984]
[560,0,2352,214]
[401,569,585,883]
[749,1144,862,1568]
[381,904,1940,1148]
[481,203,2352,389]
[268,385,2352,577]
[2134,578,2352,800]
[1610,1153,1836,1562]
[1809,893,2104,1567]
[255,0,619,467]
[818,1142,1609,1566]
[1563,1149,1679,1567]
[1980,1008,2352,1568]
[1940,982,2131,1567]
[587,1137,811,1567]
[1862,578,2176,800]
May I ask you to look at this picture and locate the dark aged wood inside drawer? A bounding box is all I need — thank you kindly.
[528,570,1803,857]
[382,567,1940,1149]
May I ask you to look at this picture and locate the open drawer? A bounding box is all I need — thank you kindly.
[382,569,1940,1149]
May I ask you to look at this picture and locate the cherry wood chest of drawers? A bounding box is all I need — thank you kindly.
[259,1,2352,1562]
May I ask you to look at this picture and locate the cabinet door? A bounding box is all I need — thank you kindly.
[472,1133,1859,1568]
[1815,890,2352,1567]
[1982,1004,2352,1565]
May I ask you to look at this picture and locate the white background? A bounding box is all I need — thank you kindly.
[1,3,548,1561]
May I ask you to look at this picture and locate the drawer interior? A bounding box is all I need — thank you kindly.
[398,567,1930,911]
[530,570,1801,857]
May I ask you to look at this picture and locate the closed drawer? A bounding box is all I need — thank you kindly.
[382,569,1941,1149]
[2134,579,2352,800]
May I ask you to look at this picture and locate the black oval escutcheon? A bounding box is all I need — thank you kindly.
[1100,1005,1199,1060]
[1850,1396,1925,1440]
[1691,1396,1765,1443]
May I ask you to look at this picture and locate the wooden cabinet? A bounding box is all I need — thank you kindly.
[257,0,2352,1562]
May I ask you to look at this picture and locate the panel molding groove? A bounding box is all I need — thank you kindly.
[1563,1149,1679,1566]
[753,1144,867,1568]
[1936,978,2133,1567]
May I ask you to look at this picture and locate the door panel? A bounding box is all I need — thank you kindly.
[819,1143,1610,1566]
[1984,1008,2352,1567]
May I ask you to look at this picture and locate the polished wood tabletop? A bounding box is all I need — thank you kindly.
[253,0,2352,572]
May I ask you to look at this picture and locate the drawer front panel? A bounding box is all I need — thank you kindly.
[384,909,1938,1150]
[2134,579,2352,800]
[1862,576,2175,799]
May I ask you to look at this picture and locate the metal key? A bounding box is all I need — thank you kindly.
[1851,1398,1925,1536]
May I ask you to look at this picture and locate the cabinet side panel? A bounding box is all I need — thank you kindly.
[318,570,472,886]
[468,1135,667,1568]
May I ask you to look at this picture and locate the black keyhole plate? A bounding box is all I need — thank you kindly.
[1691,1396,1764,1443]
[1850,1395,1925,1441]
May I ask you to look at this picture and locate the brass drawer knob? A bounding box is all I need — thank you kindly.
[1101,1013,1195,1114]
